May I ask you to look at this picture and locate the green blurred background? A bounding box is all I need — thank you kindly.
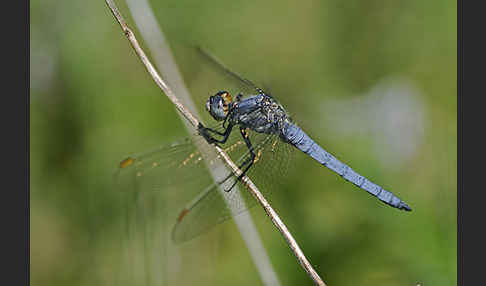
[30,0,456,285]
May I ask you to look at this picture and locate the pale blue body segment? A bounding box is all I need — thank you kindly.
[282,123,411,210]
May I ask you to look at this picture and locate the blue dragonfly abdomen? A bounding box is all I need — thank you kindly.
[282,123,411,211]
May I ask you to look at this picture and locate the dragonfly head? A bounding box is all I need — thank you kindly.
[205,91,233,121]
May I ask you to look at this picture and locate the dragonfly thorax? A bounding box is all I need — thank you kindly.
[205,91,292,136]
[230,94,292,135]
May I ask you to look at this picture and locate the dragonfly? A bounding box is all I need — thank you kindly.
[117,48,411,244]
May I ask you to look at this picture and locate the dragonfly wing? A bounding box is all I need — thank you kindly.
[196,47,264,95]
[171,129,296,243]
[116,121,296,244]
[170,130,271,243]
[171,174,251,243]
[192,46,268,103]
[114,127,272,243]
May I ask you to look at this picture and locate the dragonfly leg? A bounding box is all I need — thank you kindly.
[235,93,243,102]
[223,109,235,128]
[224,127,256,192]
[198,122,233,144]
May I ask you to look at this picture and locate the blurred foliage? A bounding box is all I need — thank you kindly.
[30,0,456,286]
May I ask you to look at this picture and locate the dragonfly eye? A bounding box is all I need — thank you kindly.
[205,95,226,121]
[220,91,233,105]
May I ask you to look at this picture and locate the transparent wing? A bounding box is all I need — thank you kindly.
[195,47,265,96]
[115,125,295,244]
[171,130,295,243]
[183,45,271,114]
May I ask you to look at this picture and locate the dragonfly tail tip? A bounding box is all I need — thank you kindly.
[399,202,412,211]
